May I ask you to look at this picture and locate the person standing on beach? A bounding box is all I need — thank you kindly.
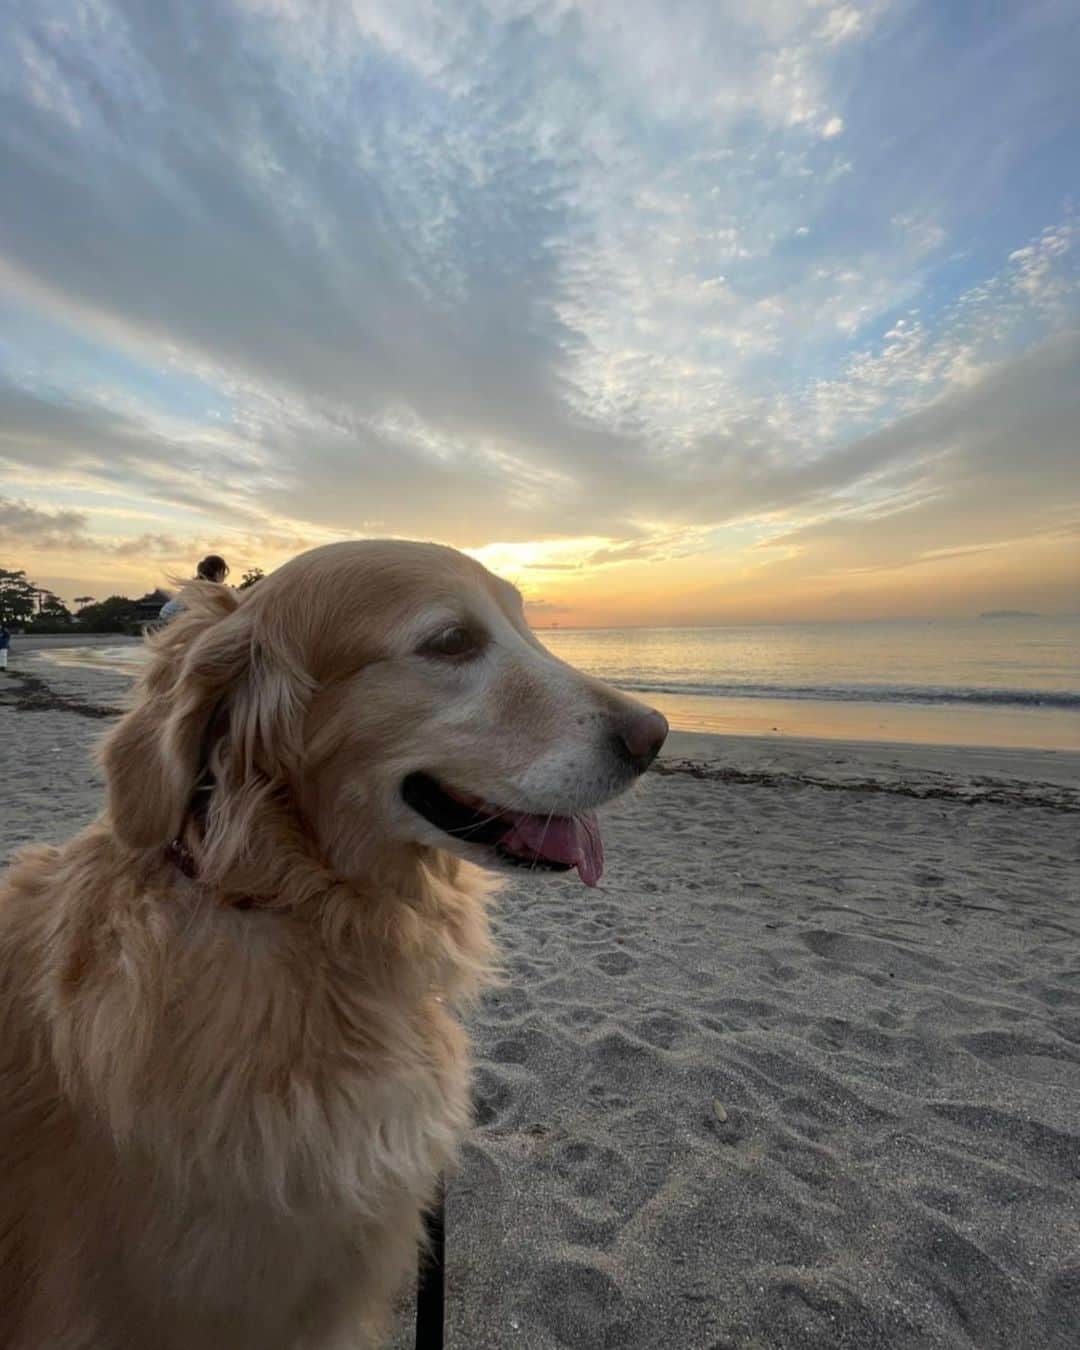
[159,555,230,622]
[0,624,9,672]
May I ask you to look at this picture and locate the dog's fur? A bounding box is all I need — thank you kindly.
[0,540,662,1349]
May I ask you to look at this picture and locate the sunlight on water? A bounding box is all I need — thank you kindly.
[539,618,1080,750]
[41,645,147,676]
[37,618,1079,749]
[537,618,1080,702]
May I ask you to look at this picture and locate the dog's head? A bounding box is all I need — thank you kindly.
[102,541,667,888]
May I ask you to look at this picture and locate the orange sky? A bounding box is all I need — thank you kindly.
[16,516,1078,629]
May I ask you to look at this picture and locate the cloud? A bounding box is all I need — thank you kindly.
[109,532,187,558]
[1,1,1077,616]
[0,1,883,486]
[2,215,1075,564]
[790,216,1079,443]
[0,496,91,551]
[0,494,215,571]
[759,333,1080,576]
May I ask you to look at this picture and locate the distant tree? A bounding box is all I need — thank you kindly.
[74,595,96,609]
[75,595,139,634]
[0,567,37,626]
[238,567,265,590]
[28,592,75,633]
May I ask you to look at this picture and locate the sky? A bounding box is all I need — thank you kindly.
[1,0,1078,627]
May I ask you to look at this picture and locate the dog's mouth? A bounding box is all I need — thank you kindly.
[401,772,604,887]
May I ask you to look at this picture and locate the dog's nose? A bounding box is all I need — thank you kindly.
[617,709,669,774]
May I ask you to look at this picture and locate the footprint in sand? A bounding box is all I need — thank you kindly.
[480,986,530,1021]
[958,1029,1080,1087]
[489,1027,561,1068]
[471,1064,515,1128]
[634,1010,691,1049]
[550,1138,634,1202]
[595,950,637,976]
[525,1259,632,1348]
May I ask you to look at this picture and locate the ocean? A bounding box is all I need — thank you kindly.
[39,616,1079,750]
[539,616,1080,750]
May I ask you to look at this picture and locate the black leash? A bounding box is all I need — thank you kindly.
[415,1179,446,1350]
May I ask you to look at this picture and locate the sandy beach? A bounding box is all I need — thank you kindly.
[2,644,1078,1349]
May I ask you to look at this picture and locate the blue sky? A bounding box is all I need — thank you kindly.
[1,0,1077,622]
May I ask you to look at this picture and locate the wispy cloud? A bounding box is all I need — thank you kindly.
[0,496,91,552]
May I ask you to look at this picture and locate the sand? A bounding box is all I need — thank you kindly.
[2,646,1078,1349]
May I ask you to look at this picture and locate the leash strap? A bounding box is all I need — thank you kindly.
[415,1179,446,1350]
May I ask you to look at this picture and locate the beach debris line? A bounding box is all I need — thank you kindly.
[654,757,1080,813]
[0,669,121,720]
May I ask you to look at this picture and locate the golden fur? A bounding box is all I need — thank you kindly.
[0,540,663,1349]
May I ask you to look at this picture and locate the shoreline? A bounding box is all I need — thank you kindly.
[9,636,1077,752]
[6,651,1080,780]
[3,650,1078,789]
[648,689,1078,752]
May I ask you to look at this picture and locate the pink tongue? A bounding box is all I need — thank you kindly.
[501,811,604,887]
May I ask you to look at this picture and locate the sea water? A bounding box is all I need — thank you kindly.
[38,617,1079,750]
[539,617,1080,750]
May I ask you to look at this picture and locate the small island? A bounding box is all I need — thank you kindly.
[979,609,1041,619]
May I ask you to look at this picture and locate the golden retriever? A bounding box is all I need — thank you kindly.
[0,540,667,1349]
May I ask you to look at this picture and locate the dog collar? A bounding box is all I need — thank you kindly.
[165,837,198,878]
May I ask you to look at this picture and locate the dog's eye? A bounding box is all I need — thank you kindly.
[419,625,484,660]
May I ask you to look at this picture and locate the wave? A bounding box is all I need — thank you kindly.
[37,647,1078,711]
[611,678,1080,710]
[41,645,145,674]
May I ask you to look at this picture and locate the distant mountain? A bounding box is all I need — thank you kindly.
[979,609,1041,619]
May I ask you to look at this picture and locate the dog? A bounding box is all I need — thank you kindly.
[0,540,667,1349]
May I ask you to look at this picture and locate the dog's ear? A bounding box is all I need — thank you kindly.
[101,584,251,850]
